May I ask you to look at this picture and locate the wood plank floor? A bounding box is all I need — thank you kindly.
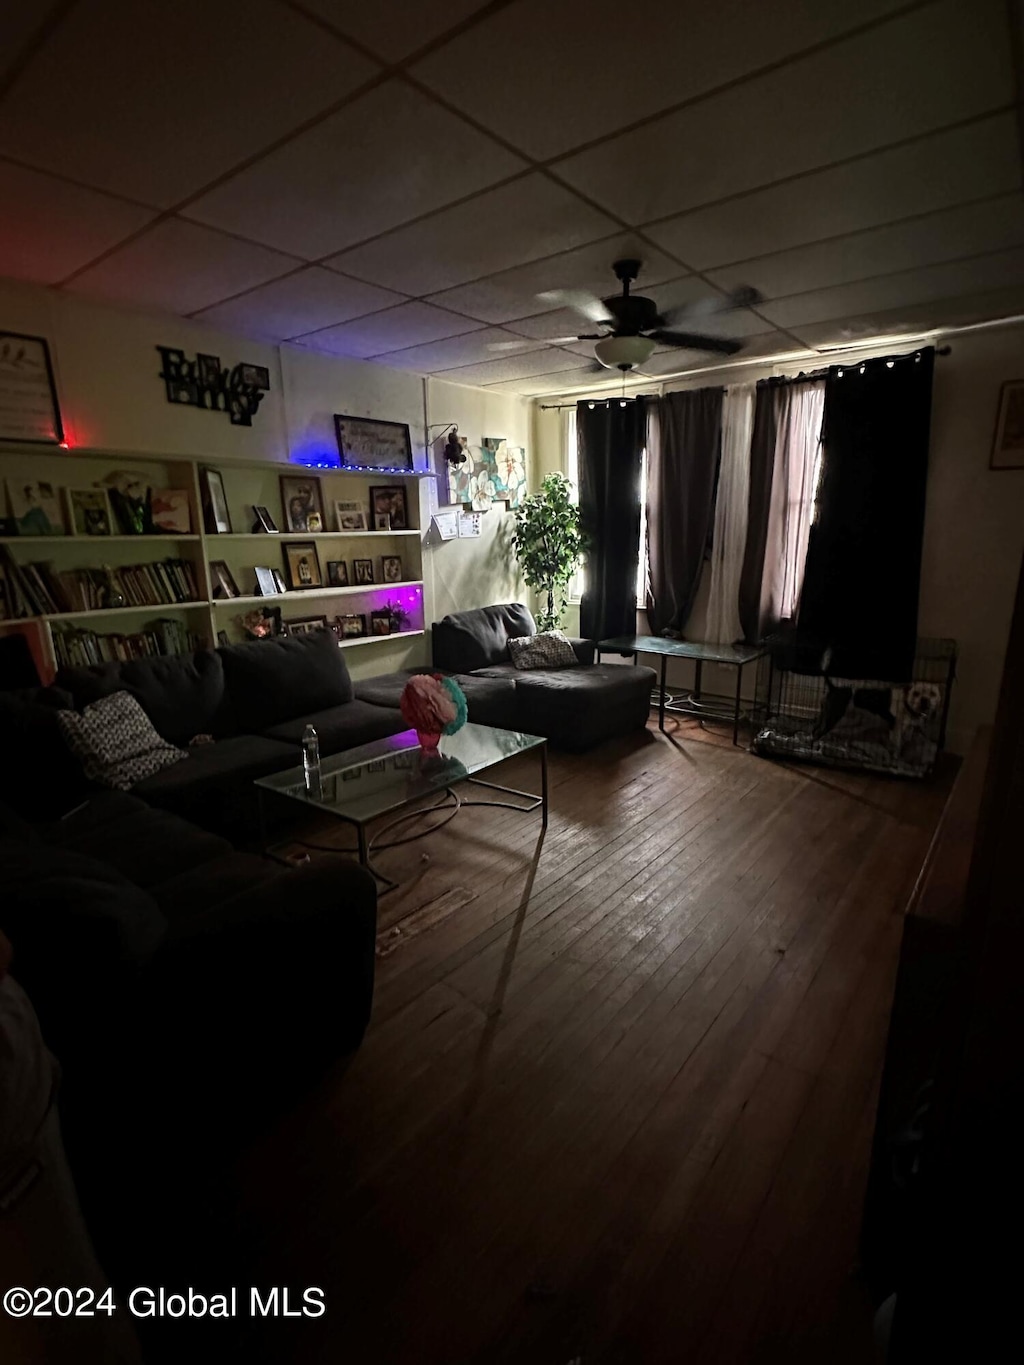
[232,718,952,1365]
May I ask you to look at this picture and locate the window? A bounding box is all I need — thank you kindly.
[564,407,648,607]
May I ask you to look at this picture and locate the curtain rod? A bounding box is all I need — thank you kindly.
[537,345,952,407]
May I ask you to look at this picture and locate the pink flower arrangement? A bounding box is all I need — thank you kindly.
[400,674,467,739]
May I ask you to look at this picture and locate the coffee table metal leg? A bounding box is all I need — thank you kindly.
[541,743,548,830]
[733,663,743,745]
[659,655,666,731]
[357,822,369,869]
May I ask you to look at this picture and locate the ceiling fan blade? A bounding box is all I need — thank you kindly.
[536,288,613,325]
[660,284,762,328]
[487,339,540,351]
[488,334,585,351]
[647,330,743,355]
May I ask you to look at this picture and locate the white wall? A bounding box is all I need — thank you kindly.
[0,277,530,677]
[533,324,1024,752]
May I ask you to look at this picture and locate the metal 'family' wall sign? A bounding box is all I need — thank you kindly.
[156,346,270,427]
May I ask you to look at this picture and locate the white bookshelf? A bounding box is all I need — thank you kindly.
[0,443,431,672]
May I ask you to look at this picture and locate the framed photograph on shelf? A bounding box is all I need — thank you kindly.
[254,565,279,597]
[65,487,113,536]
[334,499,367,531]
[282,540,322,589]
[199,467,232,534]
[337,613,366,639]
[381,555,403,584]
[327,560,348,587]
[280,474,325,533]
[374,512,391,531]
[352,557,373,585]
[0,332,64,444]
[334,414,413,471]
[369,485,408,531]
[288,615,329,634]
[151,488,191,534]
[6,479,64,535]
[991,378,1024,469]
[209,560,240,599]
[251,504,278,533]
[370,610,392,636]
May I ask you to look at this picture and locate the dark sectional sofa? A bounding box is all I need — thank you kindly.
[356,602,656,753]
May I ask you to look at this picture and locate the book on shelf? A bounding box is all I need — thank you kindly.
[51,618,201,668]
[0,547,200,618]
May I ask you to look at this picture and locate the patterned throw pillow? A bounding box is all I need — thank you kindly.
[508,629,578,671]
[58,690,185,791]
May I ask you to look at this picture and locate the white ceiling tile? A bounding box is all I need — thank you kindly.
[792,286,1024,349]
[485,368,599,395]
[503,306,607,343]
[65,219,300,315]
[326,174,616,295]
[185,80,525,258]
[644,114,1023,270]
[296,302,480,358]
[365,327,544,372]
[192,267,405,339]
[413,0,909,160]
[435,349,589,384]
[299,0,490,61]
[760,248,1024,330]
[0,161,156,284]
[708,195,1024,301]
[0,0,377,208]
[554,0,1013,224]
[427,235,683,324]
[0,0,62,81]
[639,332,806,375]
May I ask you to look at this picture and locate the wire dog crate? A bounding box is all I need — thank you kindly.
[750,636,957,778]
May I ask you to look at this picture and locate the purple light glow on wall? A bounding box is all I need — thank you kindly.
[364,584,423,616]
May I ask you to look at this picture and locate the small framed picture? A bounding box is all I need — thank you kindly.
[151,488,192,534]
[209,559,240,599]
[272,568,287,594]
[334,499,367,531]
[280,475,325,533]
[352,557,373,585]
[283,540,323,589]
[991,378,1024,469]
[197,353,222,387]
[369,484,409,531]
[307,511,323,533]
[337,613,366,638]
[0,332,64,444]
[374,512,391,531]
[217,630,230,647]
[254,565,279,597]
[65,487,113,536]
[327,560,348,586]
[288,615,329,634]
[334,414,413,470]
[251,505,278,533]
[239,363,271,390]
[6,479,65,535]
[200,467,232,534]
[370,610,392,636]
[381,555,403,584]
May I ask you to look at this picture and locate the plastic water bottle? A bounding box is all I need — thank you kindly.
[302,724,321,799]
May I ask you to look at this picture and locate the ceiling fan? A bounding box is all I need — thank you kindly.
[491,259,761,372]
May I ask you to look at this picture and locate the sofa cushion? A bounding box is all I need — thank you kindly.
[261,699,408,755]
[57,691,185,790]
[513,664,656,752]
[432,602,536,673]
[134,734,295,803]
[355,670,517,729]
[219,632,353,732]
[509,629,578,670]
[57,649,233,745]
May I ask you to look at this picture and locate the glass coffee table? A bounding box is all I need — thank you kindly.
[255,723,548,891]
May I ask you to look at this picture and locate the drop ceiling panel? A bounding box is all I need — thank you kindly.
[193,267,405,339]
[413,0,908,160]
[644,114,1022,270]
[710,195,1024,302]
[65,219,300,316]
[299,0,491,61]
[792,285,1024,348]
[365,327,544,372]
[553,0,1012,225]
[436,348,588,384]
[295,302,479,358]
[0,0,377,208]
[761,247,1024,330]
[0,162,156,284]
[487,366,607,395]
[185,79,525,259]
[326,174,617,295]
[0,0,62,82]
[427,236,683,324]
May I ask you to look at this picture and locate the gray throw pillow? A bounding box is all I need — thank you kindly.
[58,690,185,791]
[508,629,578,671]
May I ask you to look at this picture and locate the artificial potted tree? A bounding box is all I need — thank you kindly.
[510,472,587,631]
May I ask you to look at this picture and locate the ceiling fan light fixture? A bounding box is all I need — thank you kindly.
[593,335,656,371]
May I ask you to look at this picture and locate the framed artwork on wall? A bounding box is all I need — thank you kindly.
[0,332,64,445]
[334,414,413,470]
[991,379,1024,470]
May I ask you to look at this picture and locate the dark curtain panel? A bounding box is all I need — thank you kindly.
[645,387,723,636]
[738,381,778,642]
[799,348,935,680]
[578,398,645,640]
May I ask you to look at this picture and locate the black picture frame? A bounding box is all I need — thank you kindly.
[0,331,64,445]
[327,560,348,587]
[337,613,366,638]
[288,615,330,634]
[200,467,232,534]
[334,414,414,471]
[251,504,278,533]
[352,557,374,585]
[254,565,278,597]
[381,554,403,584]
[370,609,392,636]
[368,484,409,531]
[209,559,240,599]
[280,474,325,533]
[283,540,322,590]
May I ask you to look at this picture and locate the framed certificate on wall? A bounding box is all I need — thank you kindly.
[334,413,413,470]
[0,332,64,444]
